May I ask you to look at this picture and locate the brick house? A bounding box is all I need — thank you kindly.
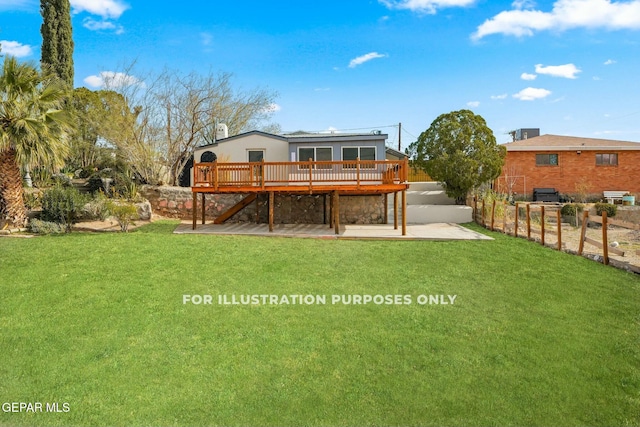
[495,134,640,200]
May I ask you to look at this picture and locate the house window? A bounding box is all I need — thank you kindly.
[298,147,332,169]
[536,153,558,166]
[201,151,217,162]
[248,150,264,162]
[596,153,618,166]
[342,147,376,168]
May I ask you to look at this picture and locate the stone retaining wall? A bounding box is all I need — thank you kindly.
[140,185,386,224]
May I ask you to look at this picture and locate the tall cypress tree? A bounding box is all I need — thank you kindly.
[40,0,74,87]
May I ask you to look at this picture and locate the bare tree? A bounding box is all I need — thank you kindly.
[100,65,279,185]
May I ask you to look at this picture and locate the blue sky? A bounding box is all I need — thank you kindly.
[1,0,640,148]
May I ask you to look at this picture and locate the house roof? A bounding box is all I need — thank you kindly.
[503,134,640,151]
[196,130,388,149]
[385,147,407,158]
[196,130,288,149]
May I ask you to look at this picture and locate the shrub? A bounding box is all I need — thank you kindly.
[23,190,42,210]
[41,186,88,232]
[50,173,73,187]
[561,203,584,217]
[594,202,617,218]
[106,200,138,232]
[28,219,65,234]
[83,192,110,221]
[87,169,138,199]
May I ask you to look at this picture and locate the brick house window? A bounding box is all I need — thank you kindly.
[596,153,618,166]
[536,153,558,166]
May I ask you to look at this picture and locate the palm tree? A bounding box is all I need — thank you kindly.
[0,56,72,227]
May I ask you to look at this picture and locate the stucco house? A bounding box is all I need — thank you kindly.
[495,133,640,200]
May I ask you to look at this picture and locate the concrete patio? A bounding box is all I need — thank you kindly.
[174,222,492,240]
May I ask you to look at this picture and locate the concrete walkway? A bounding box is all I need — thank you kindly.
[174,222,492,241]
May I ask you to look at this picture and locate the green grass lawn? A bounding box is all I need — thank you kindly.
[1,221,638,426]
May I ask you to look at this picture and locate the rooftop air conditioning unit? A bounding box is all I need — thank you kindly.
[216,123,229,140]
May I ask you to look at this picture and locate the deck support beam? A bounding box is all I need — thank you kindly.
[269,191,274,232]
[192,191,197,230]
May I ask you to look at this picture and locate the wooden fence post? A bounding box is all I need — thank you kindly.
[491,200,496,231]
[526,203,531,240]
[556,209,562,251]
[514,203,519,238]
[578,211,589,255]
[540,205,545,246]
[481,199,486,227]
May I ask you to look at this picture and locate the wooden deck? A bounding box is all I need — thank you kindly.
[191,159,410,234]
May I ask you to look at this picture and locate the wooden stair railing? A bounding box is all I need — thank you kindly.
[213,194,258,224]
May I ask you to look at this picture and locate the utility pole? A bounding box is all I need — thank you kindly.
[398,122,402,151]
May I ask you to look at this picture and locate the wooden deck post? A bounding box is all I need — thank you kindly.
[401,189,407,236]
[602,210,609,265]
[269,191,274,232]
[201,193,206,225]
[393,192,398,230]
[334,191,340,235]
[192,191,197,230]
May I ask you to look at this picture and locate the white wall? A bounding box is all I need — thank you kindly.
[194,134,289,163]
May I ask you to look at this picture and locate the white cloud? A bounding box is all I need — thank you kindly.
[380,0,475,14]
[83,71,143,88]
[513,87,552,100]
[512,0,536,9]
[0,0,35,11]
[467,101,480,107]
[604,58,616,65]
[0,40,33,58]
[82,17,124,34]
[521,72,537,80]
[535,63,581,78]
[348,52,387,68]
[266,103,281,113]
[70,0,129,19]
[491,93,508,100]
[472,0,640,40]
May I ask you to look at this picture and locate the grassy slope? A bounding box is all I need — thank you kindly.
[0,221,638,426]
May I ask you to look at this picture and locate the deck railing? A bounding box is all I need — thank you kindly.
[193,158,408,190]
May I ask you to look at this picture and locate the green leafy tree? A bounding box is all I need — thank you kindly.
[0,57,73,227]
[409,109,505,204]
[40,0,74,87]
